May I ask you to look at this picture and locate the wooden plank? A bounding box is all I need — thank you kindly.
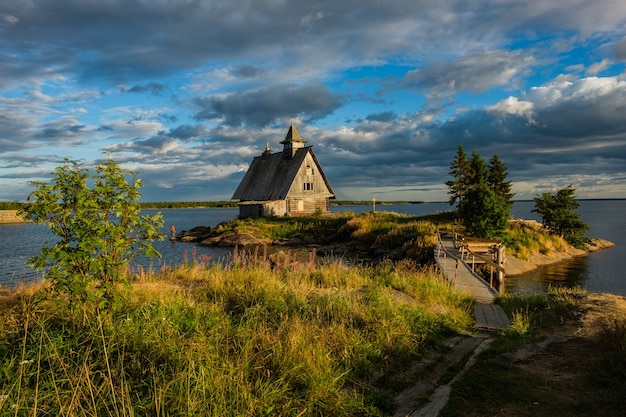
[474,303,510,330]
[435,242,497,304]
[435,232,510,330]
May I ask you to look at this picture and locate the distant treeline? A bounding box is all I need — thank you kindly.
[1,200,430,210]
[139,201,239,209]
[0,201,23,210]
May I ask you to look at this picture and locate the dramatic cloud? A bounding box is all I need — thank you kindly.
[404,51,533,94]
[193,84,345,127]
[1,0,625,202]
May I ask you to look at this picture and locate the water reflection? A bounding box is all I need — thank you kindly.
[505,256,589,294]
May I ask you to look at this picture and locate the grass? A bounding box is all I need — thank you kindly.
[209,211,570,266]
[1,212,610,415]
[0,251,473,416]
[208,211,457,264]
[503,220,569,260]
[440,288,626,417]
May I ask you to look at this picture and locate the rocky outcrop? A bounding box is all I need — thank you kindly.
[172,226,212,242]
[199,231,272,247]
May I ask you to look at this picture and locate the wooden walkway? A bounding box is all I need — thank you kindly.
[435,232,509,330]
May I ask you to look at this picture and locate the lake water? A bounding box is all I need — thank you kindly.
[1,200,624,296]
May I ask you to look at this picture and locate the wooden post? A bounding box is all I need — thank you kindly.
[371,197,376,212]
[497,245,506,290]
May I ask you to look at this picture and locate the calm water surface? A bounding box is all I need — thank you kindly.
[1,200,624,295]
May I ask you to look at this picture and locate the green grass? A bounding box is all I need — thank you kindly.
[502,220,569,260]
[209,211,450,263]
[441,288,626,417]
[0,256,473,416]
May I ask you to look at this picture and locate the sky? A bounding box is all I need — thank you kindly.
[1,0,626,203]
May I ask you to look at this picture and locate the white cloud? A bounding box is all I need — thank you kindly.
[587,58,612,75]
[486,97,535,122]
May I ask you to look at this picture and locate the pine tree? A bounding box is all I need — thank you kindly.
[467,150,487,187]
[459,183,509,239]
[445,147,513,239]
[445,145,470,207]
[487,154,514,209]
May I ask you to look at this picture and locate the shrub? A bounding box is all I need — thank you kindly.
[19,157,164,317]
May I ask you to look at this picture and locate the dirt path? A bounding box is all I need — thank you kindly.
[393,292,626,417]
[393,335,493,417]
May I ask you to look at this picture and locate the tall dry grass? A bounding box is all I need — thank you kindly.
[503,221,569,260]
[0,250,472,416]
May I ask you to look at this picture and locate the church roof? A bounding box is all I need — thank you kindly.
[232,125,334,202]
[232,146,334,201]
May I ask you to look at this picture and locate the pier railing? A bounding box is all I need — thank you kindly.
[436,230,506,292]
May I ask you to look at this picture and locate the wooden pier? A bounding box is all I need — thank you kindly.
[434,231,509,330]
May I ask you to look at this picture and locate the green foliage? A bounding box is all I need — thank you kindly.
[532,186,589,247]
[225,213,353,242]
[445,147,514,239]
[458,184,509,239]
[0,201,24,210]
[213,211,443,262]
[0,259,473,416]
[139,200,239,208]
[18,157,165,314]
[445,144,471,206]
[487,154,514,209]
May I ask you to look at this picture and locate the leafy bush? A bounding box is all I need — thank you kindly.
[19,157,164,317]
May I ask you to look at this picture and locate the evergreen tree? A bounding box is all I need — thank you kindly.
[532,186,589,247]
[467,150,487,187]
[459,183,509,239]
[445,147,513,239]
[487,154,514,209]
[445,145,470,207]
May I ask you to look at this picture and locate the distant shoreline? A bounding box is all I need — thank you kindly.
[0,210,29,224]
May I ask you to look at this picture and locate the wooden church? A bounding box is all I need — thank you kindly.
[232,124,335,217]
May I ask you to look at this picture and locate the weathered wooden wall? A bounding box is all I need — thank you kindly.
[287,197,328,215]
[288,153,333,198]
[238,201,288,218]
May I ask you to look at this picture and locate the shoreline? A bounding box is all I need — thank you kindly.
[504,237,615,277]
[0,210,29,224]
[191,226,616,284]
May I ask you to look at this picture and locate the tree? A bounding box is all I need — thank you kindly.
[467,150,487,187]
[532,186,589,247]
[487,154,514,209]
[445,147,513,239]
[445,145,470,206]
[459,183,509,239]
[19,157,165,315]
